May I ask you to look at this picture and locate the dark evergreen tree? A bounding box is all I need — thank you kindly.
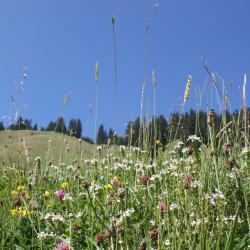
[108,128,114,139]
[68,118,82,138]
[168,112,183,140]
[23,118,32,130]
[125,117,140,146]
[75,119,82,138]
[0,122,5,131]
[46,121,57,131]
[96,124,107,144]
[9,117,26,130]
[68,119,77,136]
[56,117,67,133]
[32,123,38,130]
[157,115,168,146]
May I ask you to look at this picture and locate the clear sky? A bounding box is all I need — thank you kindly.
[0,0,249,138]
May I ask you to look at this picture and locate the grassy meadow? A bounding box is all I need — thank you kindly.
[0,115,249,249]
[0,9,249,250]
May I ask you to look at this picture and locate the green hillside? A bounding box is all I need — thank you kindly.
[0,130,94,165]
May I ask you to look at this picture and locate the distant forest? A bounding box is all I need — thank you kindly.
[0,108,249,147]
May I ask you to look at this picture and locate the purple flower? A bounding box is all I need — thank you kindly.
[111,176,119,186]
[55,189,65,201]
[158,201,166,214]
[55,240,70,250]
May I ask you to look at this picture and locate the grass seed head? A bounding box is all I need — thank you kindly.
[184,75,192,103]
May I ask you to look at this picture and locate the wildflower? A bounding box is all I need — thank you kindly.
[190,180,201,188]
[24,192,30,200]
[75,212,83,218]
[149,228,159,241]
[55,189,65,201]
[187,135,201,143]
[158,201,166,214]
[104,184,113,190]
[183,174,192,189]
[96,232,105,244]
[155,139,160,145]
[170,203,180,211]
[37,231,56,239]
[55,240,70,250]
[43,191,50,198]
[164,239,171,246]
[21,209,27,217]
[44,212,64,222]
[17,185,25,192]
[150,220,156,226]
[187,145,193,154]
[140,174,150,185]
[10,207,28,218]
[111,176,119,186]
[184,75,192,103]
[60,182,68,189]
[11,191,18,196]
[10,209,18,216]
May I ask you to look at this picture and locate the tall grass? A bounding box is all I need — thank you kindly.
[0,3,249,249]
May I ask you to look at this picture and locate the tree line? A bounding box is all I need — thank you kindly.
[96,108,250,147]
[0,108,249,147]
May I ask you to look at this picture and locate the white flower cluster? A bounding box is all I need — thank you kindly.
[191,218,209,226]
[190,180,201,188]
[222,215,243,224]
[170,203,180,211]
[164,239,171,246]
[187,135,201,142]
[44,212,64,222]
[118,208,135,219]
[63,193,73,201]
[37,231,56,239]
[203,190,227,207]
[174,141,184,151]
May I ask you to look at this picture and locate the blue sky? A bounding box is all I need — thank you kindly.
[0,0,249,138]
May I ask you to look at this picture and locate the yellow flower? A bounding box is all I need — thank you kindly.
[43,191,50,197]
[21,210,27,217]
[11,191,18,196]
[10,209,18,216]
[17,185,25,192]
[60,182,68,189]
[104,184,113,190]
[10,207,29,218]
[24,192,30,200]
[155,139,160,145]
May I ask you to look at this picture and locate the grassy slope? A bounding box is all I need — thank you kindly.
[0,130,94,165]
